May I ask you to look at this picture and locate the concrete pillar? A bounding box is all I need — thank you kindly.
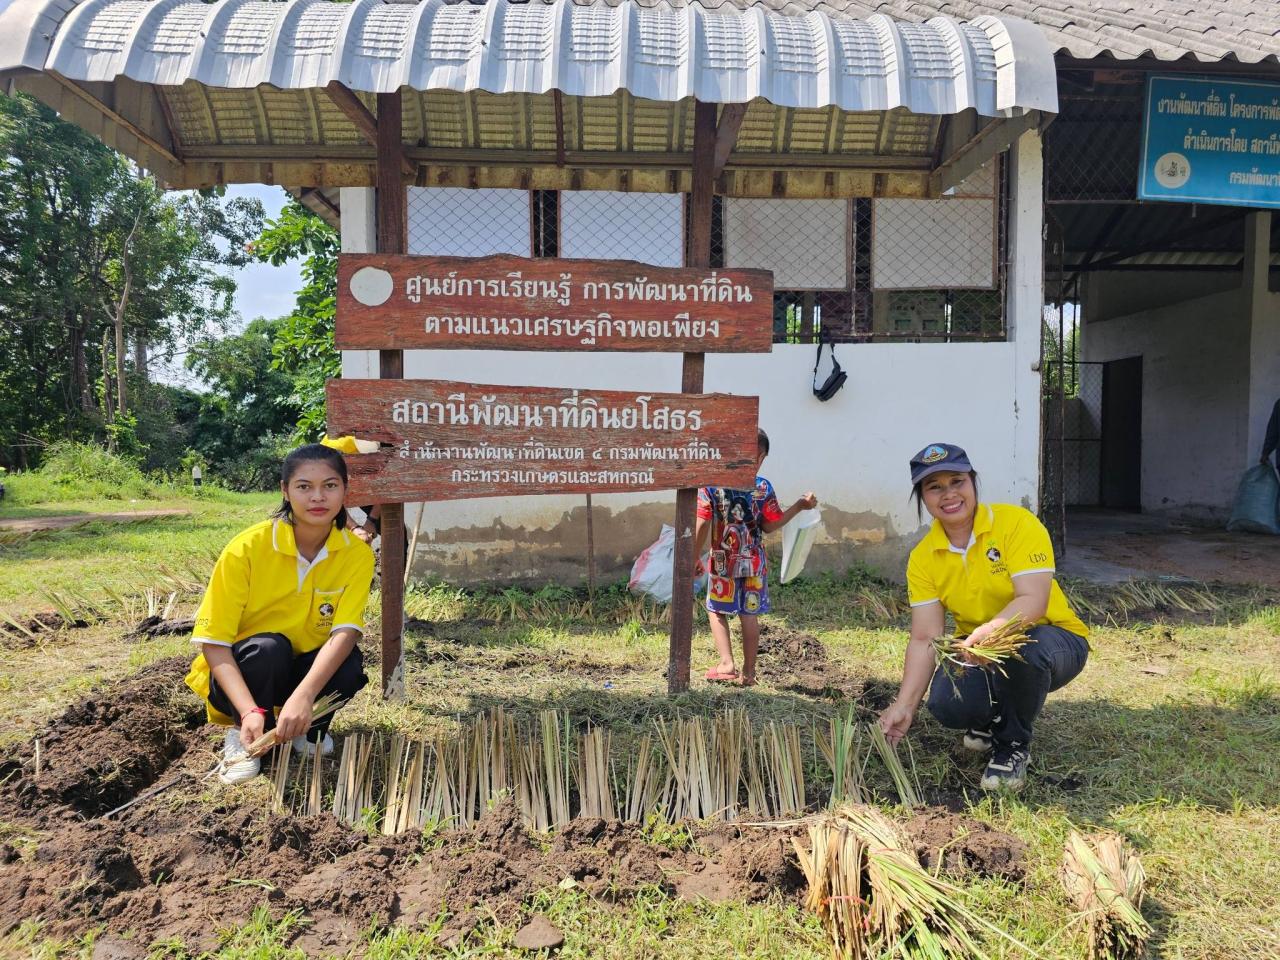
[1245,211,1278,462]
[339,187,378,380]
[1006,129,1045,509]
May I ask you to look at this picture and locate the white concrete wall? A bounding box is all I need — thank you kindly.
[336,132,1045,583]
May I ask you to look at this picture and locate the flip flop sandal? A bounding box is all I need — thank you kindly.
[704,667,739,682]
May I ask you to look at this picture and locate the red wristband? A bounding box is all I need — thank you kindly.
[241,707,268,723]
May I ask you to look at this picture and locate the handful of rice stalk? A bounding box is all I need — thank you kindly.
[1060,830,1151,960]
[793,803,1032,960]
[245,691,345,758]
[934,614,1034,678]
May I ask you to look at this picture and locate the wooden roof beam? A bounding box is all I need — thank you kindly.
[929,109,1044,197]
[324,81,413,178]
[712,102,749,178]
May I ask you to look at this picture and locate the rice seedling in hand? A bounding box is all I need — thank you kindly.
[933,614,1035,679]
[245,691,345,758]
[1061,830,1151,960]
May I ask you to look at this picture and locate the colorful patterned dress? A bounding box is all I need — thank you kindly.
[697,477,783,616]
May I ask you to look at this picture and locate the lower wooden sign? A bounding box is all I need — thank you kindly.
[327,379,760,503]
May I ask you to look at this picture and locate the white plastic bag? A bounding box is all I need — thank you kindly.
[629,525,676,603]
[780,508,823,584]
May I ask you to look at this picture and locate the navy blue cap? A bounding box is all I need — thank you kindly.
[910,443,973,485]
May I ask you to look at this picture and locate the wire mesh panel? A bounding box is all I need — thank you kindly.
[402,164,1009,345]
[1045,85,1143,204]
[560,191,683,266]
[407,187,531,256]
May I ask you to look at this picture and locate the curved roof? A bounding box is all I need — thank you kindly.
[1,0,1056,116]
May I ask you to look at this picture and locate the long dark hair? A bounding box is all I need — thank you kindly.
[910,471,980,522]
[271,443,349,530]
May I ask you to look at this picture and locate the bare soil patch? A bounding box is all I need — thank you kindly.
[904,808,1026,880]
[757,623,862,701]
[0,660,812,955]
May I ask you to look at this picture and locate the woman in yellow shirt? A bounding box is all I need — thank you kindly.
[878,443,1089,791]
[185,443,375,784]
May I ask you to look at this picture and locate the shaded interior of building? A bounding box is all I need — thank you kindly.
[1041,63,1280,576]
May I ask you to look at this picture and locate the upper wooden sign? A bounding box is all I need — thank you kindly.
[327,379,759,504]
[335,254,774,353]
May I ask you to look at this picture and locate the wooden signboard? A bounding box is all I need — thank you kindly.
[335,254,774,353]
[327,379,759,504]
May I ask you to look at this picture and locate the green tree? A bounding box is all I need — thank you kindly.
[185,316,301,487]
[0,92,263,467]
[250,201,339,441]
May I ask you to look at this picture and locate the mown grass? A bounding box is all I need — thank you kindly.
[1,493,1278,959]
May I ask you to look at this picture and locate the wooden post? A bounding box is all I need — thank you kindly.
[376,90,407,697]
[668,99,718,694]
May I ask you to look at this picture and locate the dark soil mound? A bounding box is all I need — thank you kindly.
[757,624,861,701]
[1,656,202,819]
[904,808,1026,880]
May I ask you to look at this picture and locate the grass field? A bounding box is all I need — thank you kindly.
[1,490,1277,959]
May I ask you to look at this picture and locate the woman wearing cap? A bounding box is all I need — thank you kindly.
[878,443,1089,790]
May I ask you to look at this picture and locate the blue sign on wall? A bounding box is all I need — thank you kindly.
[1139,75,1280,209]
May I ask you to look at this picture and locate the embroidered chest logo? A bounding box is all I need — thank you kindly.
[985,541,1007,575]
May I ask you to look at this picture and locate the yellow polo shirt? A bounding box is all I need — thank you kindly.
[184,518,376,725]
[906,503,1088,639]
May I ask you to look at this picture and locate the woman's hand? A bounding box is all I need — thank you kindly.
[958,617,1006,666]
[796,492,818,510]
[239,710,266,751]
[276,689,315,742]
[879,699,916,745]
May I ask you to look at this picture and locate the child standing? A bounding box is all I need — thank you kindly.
[694,429,817,686]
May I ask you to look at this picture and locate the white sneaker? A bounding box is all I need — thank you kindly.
[292,732,335,758]
[217,728,262,785]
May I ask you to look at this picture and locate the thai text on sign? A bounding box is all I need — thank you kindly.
[335,254,773,352]
[327,379,760,504]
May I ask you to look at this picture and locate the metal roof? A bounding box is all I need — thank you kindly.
[0,0,1057,195]
[576,1,1280,67]
[2,0,1055,114]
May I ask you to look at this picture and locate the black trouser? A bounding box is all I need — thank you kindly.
[924,624,1088,747]
[207,633,367,740]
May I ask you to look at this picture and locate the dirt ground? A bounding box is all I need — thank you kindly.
[0,510,190,536]
[1063,508,1280,587]
[0,656,1024,956]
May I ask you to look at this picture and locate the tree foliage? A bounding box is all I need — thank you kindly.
[0,92,263,467]
[250,200,339,442]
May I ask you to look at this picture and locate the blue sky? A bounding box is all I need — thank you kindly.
[228,184,305,325]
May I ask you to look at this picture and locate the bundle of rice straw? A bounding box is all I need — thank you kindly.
[246,691,345,757]
[1060,830,1151,960]
[794,804,1020,960]
[933,614,1035,679]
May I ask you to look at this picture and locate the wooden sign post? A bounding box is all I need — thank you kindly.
[328,380,759,502]
[340,99,766,698]
[375,91,407,698]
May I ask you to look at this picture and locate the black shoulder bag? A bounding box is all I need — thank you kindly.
[812,337,848,402]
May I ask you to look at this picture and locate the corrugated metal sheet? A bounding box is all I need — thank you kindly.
[2,0,1057,116]
[572,0,1280,66]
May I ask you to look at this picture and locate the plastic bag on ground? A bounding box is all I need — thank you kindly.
[1226,464,1280,535]
[629,525,676,603]
[780,508,824,583]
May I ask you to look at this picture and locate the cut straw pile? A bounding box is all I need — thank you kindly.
[794,804,1019,960]
[933,615,1035,679]
[1061,831,1151,960]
